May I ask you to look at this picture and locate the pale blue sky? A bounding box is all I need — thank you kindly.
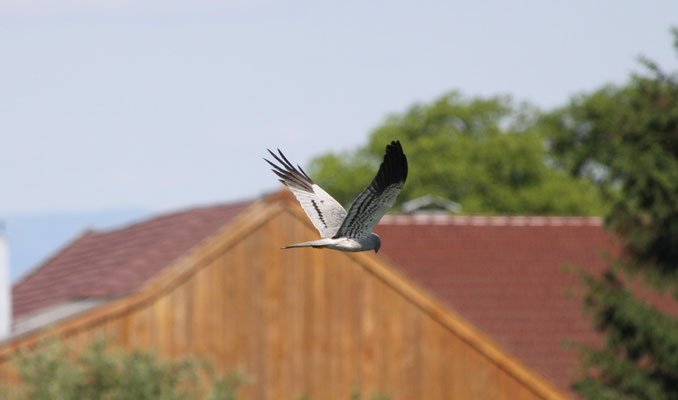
[2,1,678,215]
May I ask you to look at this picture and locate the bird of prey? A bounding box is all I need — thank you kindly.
[264,140,408,253]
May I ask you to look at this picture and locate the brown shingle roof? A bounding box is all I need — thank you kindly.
[12,201,252,318]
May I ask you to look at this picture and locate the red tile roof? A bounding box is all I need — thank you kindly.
[12,201,252,319]
[375,215,617,395]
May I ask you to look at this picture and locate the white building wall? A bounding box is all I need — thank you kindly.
[0,232,11,338]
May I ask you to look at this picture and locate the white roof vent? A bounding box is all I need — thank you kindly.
[400,195,462,214]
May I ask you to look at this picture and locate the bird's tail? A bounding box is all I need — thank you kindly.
[282,239,333,249]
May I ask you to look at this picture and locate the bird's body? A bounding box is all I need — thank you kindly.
[281,234,380,252]
[265,140,408,253]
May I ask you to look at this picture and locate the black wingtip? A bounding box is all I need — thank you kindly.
[385,140,408,180]
[372,140,408,193]
[386,140,403,155]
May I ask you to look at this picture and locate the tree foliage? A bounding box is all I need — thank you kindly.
[1,338,246,400]
[541,28,678,399]
[309,92,606,215]
[574,271,678,400]
[541,39,678,286]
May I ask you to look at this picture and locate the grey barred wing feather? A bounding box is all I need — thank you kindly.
[265,149,347,238]
[335,140,408,239]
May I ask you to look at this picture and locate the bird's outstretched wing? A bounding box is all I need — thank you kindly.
[265,149,347,238]
[335,140,408,239]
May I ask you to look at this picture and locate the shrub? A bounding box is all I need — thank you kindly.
[1,337,246,400]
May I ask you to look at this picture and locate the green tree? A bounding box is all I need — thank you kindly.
[541,28,678,399]
[309,92,606,215]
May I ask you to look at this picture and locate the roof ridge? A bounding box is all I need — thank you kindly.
[380,214,603,227]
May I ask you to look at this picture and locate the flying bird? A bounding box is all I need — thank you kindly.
[265,140,408,253]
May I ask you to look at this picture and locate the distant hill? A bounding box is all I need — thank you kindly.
[3,209,150,282]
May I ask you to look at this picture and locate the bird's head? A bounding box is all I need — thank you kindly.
[370,233,381,253]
